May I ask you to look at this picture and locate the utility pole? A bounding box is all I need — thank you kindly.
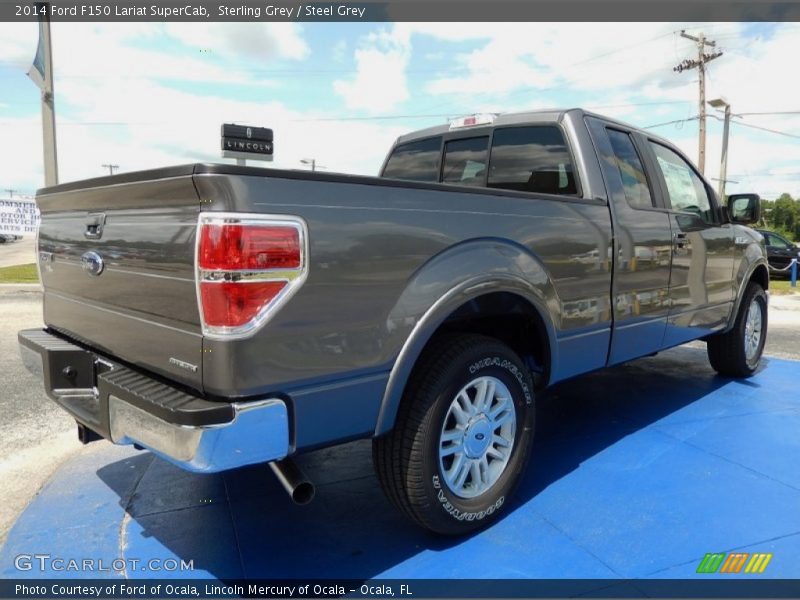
[708,98,732,200]
[673,30,722,175]
[102,164,119,175]
[4,189,18,198]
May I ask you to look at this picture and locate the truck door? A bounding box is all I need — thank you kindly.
[643,140,737,346]
[585,118,673,364]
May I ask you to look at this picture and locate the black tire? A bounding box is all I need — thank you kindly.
[707,282,768,377]
[372,334,535,535]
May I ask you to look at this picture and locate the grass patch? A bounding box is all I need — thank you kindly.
[770,279,800,295]
[0,263,39,283]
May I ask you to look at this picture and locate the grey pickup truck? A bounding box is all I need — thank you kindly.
[19,109,769,535]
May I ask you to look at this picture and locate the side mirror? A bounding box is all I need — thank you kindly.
[727,193,761,225]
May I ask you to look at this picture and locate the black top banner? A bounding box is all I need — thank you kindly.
[2,0,800,22]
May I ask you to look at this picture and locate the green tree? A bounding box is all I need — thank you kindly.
[762,193,799,241]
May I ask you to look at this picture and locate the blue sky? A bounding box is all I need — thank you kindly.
[0,21,798,197]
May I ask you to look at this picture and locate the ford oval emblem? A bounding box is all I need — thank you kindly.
[81,251,105,277]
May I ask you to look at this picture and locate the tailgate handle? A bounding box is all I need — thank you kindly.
[84,213,106,239]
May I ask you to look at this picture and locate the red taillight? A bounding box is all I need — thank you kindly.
[200,281,287,327]
[196,215,307,337]
[199,224,301,270]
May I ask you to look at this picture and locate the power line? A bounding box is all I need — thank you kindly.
[723,118,800,140]
[585,100,690,110]
[568,31,676,67]
[737,111,800,117]
[1,101,695,127]
[291,112,454,122]
[291,101,691,123]
[643,116,699,129]
[644,114,800,141]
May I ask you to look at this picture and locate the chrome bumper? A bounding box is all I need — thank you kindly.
[18,328,289,473]
[107,395,289,472]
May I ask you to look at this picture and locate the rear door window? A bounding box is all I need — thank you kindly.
[442,137,490,187]
[382,137,442,182]
[606,129,653,209]
[487,126,577,195]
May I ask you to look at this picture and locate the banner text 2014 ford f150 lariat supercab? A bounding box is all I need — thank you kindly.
[19,109,769,535]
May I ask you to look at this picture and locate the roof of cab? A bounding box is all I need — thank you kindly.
[393,107,661,146]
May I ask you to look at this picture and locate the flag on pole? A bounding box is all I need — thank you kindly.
[27,3,49,92]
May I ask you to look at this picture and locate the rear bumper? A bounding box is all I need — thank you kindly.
[18,328,289,472]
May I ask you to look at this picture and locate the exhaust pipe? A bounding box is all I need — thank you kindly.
[269,459,315,505]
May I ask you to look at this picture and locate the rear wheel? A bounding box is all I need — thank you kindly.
[373,334,535,535]
[707,282,768,377]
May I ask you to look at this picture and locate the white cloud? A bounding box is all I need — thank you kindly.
[426,37,550,96]
[333,27,410,113]
[2,74,406,191]
[405,23,693,100]
[47,24,278,86]
[0,22,40,68]
[2,22,798,199]
[0,23,396,192]
[165,23,309,62]
[663,126,800,198]
[0,116,45,193]
[0,22,309,88]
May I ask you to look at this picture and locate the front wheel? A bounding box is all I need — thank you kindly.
[372,334,535,535]
[707,282,768,377]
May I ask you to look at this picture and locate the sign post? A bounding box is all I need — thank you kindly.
[28,1,58,186]
[221,124,274,166]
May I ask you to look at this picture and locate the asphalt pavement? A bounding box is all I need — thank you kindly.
[0,287,81,545]
[0,236,36,268]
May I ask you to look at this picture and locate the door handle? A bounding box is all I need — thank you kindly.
[84,213,106,239]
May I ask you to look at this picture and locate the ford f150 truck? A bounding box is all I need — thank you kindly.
[19,109,769,535]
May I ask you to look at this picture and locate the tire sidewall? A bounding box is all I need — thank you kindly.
[419,342,534,533]
[740,285,768,371]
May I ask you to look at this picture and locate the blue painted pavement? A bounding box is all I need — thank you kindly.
[2,347,799,583]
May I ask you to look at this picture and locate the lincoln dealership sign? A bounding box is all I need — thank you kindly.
[221,124,274,162]
[0,199,39,235]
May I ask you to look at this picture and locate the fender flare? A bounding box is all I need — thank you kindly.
[373,240,559,436]
[726,255,769,332]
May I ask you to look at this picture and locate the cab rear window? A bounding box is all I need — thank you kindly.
[382,137,442,182]
[487,126,577,195]
[442,137,489,187]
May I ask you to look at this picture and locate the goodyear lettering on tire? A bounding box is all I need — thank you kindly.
[432,475,505,521]
[468,356,532,404]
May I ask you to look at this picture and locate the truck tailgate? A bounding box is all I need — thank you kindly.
[36,167,202,390]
